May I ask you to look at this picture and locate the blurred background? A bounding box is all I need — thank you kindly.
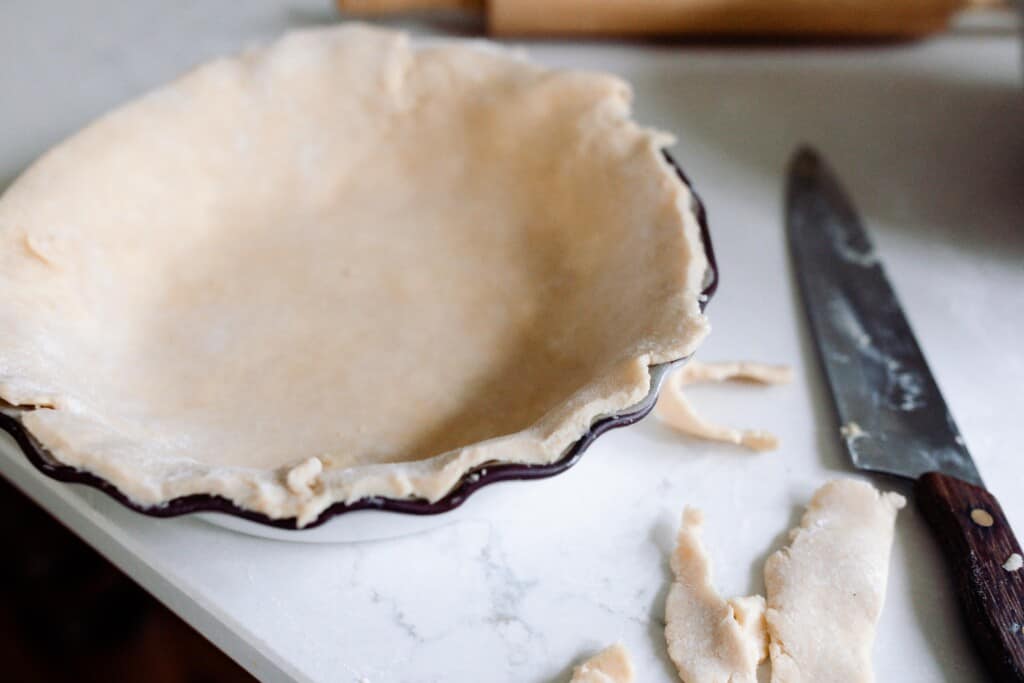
[0,477,255,682]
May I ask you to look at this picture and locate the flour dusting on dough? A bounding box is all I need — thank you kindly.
[569,644,634,683]
[656,360,791,451]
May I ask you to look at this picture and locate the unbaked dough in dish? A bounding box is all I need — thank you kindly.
[0,25,709,525]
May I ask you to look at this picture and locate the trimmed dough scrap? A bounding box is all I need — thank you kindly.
[764,480,906,683]
[0,24,710,524]
[656,361,792,452]
[665,507,768,683]
[569,644,635,683]
[666,479,904,683]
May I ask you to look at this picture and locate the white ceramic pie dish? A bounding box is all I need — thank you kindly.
[1,354,703,543]
[0,26,716,540]
[196,360,686,542]
[0,150,715,543]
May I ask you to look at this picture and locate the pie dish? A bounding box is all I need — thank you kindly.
[0,25,714,529]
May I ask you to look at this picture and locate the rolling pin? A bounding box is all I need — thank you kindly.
[335,0,985,38]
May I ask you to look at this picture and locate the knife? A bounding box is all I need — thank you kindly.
[786,146,1024,682]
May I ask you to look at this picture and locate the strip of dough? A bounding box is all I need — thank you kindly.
[680,361,793,385]
[656,361,792,452]
[665,507,768,683]
[764,480,906,683]
[570,643,635,683]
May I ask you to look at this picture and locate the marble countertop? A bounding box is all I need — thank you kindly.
[1,2,1022,681]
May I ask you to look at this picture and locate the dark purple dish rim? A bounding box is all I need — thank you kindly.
[0,151,717,531]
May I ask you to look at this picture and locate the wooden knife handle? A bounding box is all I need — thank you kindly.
[916,471,1024,682]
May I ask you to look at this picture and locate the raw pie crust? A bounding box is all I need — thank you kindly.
[0,25,709,525]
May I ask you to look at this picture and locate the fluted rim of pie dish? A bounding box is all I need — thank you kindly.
[0,151,717,530]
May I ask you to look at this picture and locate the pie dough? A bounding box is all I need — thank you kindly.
[764,480,906,683]
[0,25,709,524]
[656,361,791,451]
[569,644,635,683]
[665,507,768,683]
[665,480,903,682]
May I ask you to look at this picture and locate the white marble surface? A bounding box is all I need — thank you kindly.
[1,3,1023,682]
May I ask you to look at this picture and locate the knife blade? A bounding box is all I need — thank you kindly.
[786,147,982,486]
[787,146,1024,682]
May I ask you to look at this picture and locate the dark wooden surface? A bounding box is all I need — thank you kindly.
[916,471,1024,683]
[0,475,257,683]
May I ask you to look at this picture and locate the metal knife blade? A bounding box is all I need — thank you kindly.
[785,146,983,486]
[787,146,1024,682]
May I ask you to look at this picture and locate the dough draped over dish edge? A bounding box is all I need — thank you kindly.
[0,25,710,525]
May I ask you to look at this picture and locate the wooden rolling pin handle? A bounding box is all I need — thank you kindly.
[337,0,481,13]
[337,0,977,37]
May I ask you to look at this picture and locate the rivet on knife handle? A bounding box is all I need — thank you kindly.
[916,472,1024,682]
